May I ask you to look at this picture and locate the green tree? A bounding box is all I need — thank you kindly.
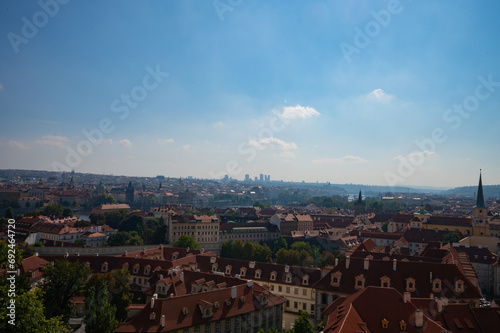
[74,220,92,228]
[0,289,68,333]
[275,248,289,265]
[5,207,14,219]
[85,269,132,322]
[107,231,132,246]
[173,235,200,250]
[75,238,83,245]
[232,240,244,259]
[255,243,272,262]
[292,310,315,333]
[93,193,116,207]
[84,282,119,333]
[220,240,233,258]
[25,201,31,208]
[243,241,256,261]
[153,224,167,244]
[291,241,311,253]
[119,214,145,233]
[443,232,461,244]
[273,235,288,253]
[41,260,92,323]
[125,235,144,246]
[381,221,389,232]
[104,210,129,229]
[319,251,336,268]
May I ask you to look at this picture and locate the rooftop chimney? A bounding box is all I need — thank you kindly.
[160,314,165,328]
[403,292,411,304]
[346,256,350,269]
[210,257,216,264]
[231,286,237,299]
[180,272,184,282]
[249,261,256,269]
[285,265,289,273]
[429,272,433,283]
[335,258,338,266]
[415,309,423,328]
[150,297,155,309]
[159,274,164,280]
[393,259,397,271]
[247,280,253,288]
[364,257,369,270]
[436,298,443,313]
[153,293,158,299]
[478,245,483,249]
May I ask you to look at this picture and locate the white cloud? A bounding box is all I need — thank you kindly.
[158,138,174,145]
[213,121,224,128]
[248,137,297,150]
[7,140,30,150]
[313,155,368,164]
[118,139,132,148]
[394,150,437,162]
[367,89,393,102]
[183,144,191,151]
[34,135,69,149]
[281,105,320,120]
[102,138,113,145]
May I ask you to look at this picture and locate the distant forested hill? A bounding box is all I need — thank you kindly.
[443,185,500,198]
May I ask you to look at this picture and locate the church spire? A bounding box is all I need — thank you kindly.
[475,170,485,208]
[357,190,362,204]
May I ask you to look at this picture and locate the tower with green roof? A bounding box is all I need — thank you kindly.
[472,171,490,236]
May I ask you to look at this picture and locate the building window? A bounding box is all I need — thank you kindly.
[225,265,232,275]
[303,289,307,296]
[400,320,407,330]
[294,302,298,309]
[432,278,442,293]
[406,277,416,292]
[294,288,298,295]
[455,279,465,293]
[286,286,290,294]
[225,319,231,332]
[205,324,211,333]
[235,317,240,330]
[331,272,342,287]
[303,303,307,310]
[215,322,220,333]
[302,275,309,286]
[270,271,277,281]
[380,276,390,288]
[381,318,388,329]
[286,273,292,283]
[255,269,262,279]
[278,286,282,292]
[355,274,365,290]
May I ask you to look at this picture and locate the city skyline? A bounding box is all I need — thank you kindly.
[1,1,500,187]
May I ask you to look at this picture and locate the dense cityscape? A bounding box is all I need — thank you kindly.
[1,168,500,332]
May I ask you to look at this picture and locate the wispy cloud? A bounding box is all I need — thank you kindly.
[313,155,368,164]
[394,151,437,162]
[118,139,132,148]
[367,89,393,102]
[182,144,191,151]
[158,138,174,145]
[281,105,320,120]
[248,137,297,150]
[7,140,30,150]
[213,121,224,128]
[34,135,69,149]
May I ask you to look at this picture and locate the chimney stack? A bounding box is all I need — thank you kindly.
[150,297,155,309]
[247,280,253,288]
[364,257,369,270]
[231,286,237,299]
[403,292,411,304]
[429,272,433,283]
[393,259,397,271]
[160,314,165,328]
[335,258,338,266]
[436,298,443,313]
[415,309,423,328]
[346,256,350,269]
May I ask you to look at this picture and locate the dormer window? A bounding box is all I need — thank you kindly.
[240,267,247,277]
[330,272,342,287]
[432,278,442,293]
[381,318,388,329]
[355,274,365,290]
[302,275,309,286]
[225,265,232,275]
[270,271,277,281]
[133,264,140,274]
[399,320,407,330]
[285,273,292,284]
[182,307,188,315]
[144,265,151,275]
[380,276,390,288]
[122,263,129,270]
[150,312,156,320]
[101,262,108,273]
[255,269,262,279]
[455,279,465,293]
[406,277,416,292]
[211,263,218,272]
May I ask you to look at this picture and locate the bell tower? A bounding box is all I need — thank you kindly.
[472,171,490,236]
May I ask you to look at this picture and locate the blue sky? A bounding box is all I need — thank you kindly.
[1,0,499,187]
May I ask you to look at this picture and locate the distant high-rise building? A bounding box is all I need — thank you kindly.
[245,174,250,182]
[255,176,258,182]
[259,174,264,181]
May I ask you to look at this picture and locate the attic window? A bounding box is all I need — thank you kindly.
[211,263,218,272]
[225,265,232,275]
[432,278,442,293]
[406,277,416,292]
[331,272,342,287]
[255,269,262,279]
[302,275,309,286]
[455,279,465,293]
[150,312,156,320]
[122,263,129,270]
[380,276,390,288]
[240,296,245,303]
[214,301,219,309]
[182,307,188,315]
[240,267,247,277]
[399,320,407,330]
[270,271,277,281]
[355,274,365,290]
[101,262,108,273]
[144,266,151,275]
[381,318,388,329]
[133,264,140,274]
[285,273,292,283]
